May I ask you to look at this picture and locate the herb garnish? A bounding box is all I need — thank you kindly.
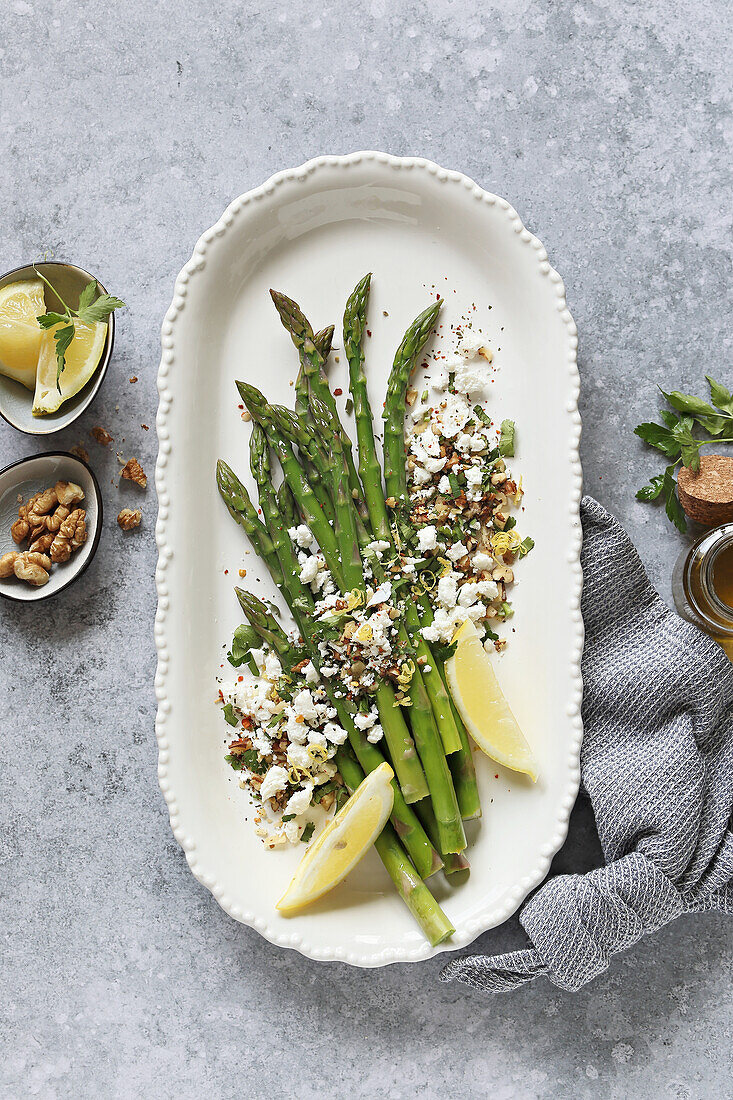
[634,376,733,531]
[300,822,315,843]
[498,419,516,457]
[33,267,125,390]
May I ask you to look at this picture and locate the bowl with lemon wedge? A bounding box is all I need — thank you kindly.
[0,261,121,435]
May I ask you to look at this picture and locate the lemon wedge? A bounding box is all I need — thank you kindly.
[32,318,107,416]
[276,761,394,914]
[0,279,46,390]
[445,618,538,780]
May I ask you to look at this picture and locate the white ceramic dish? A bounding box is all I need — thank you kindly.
[155,153,583,967]
[0,451,102,602]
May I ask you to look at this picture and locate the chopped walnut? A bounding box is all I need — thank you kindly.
[29,531,55,554]
[121,457,147,488]
[0,551,19,578]
[11,516,29,543]
[14,552,51,586]
[28,487,58,517]
[91,426,114,446]
[55,480,84,507]
[50,508,87,562]
[46,506,70,533]
[117,508,142,530]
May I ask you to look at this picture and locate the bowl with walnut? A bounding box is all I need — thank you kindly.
[0,452,102,602]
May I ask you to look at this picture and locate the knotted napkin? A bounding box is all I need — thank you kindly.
[441,496,733,994]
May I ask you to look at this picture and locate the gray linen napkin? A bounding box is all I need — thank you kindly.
[441,496,733,994]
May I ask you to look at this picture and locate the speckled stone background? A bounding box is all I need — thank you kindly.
[1,1,731,1097]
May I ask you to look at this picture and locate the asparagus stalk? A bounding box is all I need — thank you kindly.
[276,479,299,530]
[216,459,284,588]
[382,299,442,534]
[270,289,370,525]
[337,747,454,945]
[238,380,346,590]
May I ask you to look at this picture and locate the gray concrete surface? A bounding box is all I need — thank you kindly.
[1,1,731,1097]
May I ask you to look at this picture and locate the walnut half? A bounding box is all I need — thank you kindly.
[121,458,147,489]
[13,552,51,586]
[117,508,142,531]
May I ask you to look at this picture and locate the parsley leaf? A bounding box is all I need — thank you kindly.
[37,311,70,329]
[498,419,515,457]
[76,280,98,313]
[633,422,681,458]
[300,822,315,843]
[707,375,733,415]
[53,325,76,389]
[222,702,238,727]
[76,293,126,325]
[636,474,665,501]
[663,466,687,532]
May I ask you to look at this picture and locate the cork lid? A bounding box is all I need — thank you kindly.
[678,455,733,525]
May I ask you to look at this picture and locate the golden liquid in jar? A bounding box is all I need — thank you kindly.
[674,525,733,661]
[711,543,733,611]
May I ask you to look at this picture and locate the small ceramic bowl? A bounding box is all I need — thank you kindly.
[0,260,116,435]
[0,452,102,602]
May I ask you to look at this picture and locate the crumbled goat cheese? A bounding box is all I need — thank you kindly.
[472,551,493,572]
[292,689,319,723]
[324,722,348,745]
[260,765,289,802]
[299,556,320,584]
[417,525,438,552]
[284,782,314,817]
[264,653,282,681]
[367,540,391,556]
[431,391,471,439]
[367,581,392,608]
[438,476,451,495]
[303,661,319,684]
[476,579,500,600]
[465,466,483,490]
[413,465,432,486]
[446,540,468,562]
[289,524,314,548]
[353,709,378,731]
[437,573,458,609]
[367,724,384,744]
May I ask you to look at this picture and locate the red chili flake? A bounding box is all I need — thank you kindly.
[238,676,244,682]
[238,404,244,409]
[333,387,343,396]
[495,774,499,779]
[224,569,228,575]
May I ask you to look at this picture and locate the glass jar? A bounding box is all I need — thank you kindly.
[672,523,733,659]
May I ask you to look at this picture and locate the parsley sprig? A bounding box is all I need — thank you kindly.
[33,267,125,390]
[635,376,733,531]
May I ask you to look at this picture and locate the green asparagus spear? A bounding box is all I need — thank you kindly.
[216,459,284,588]
[270,289,369,524]
[382,299,442,533]
[238,380,346,590]
[337,747,454,945]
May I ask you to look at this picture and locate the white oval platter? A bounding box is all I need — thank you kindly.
[155,152,583,967]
